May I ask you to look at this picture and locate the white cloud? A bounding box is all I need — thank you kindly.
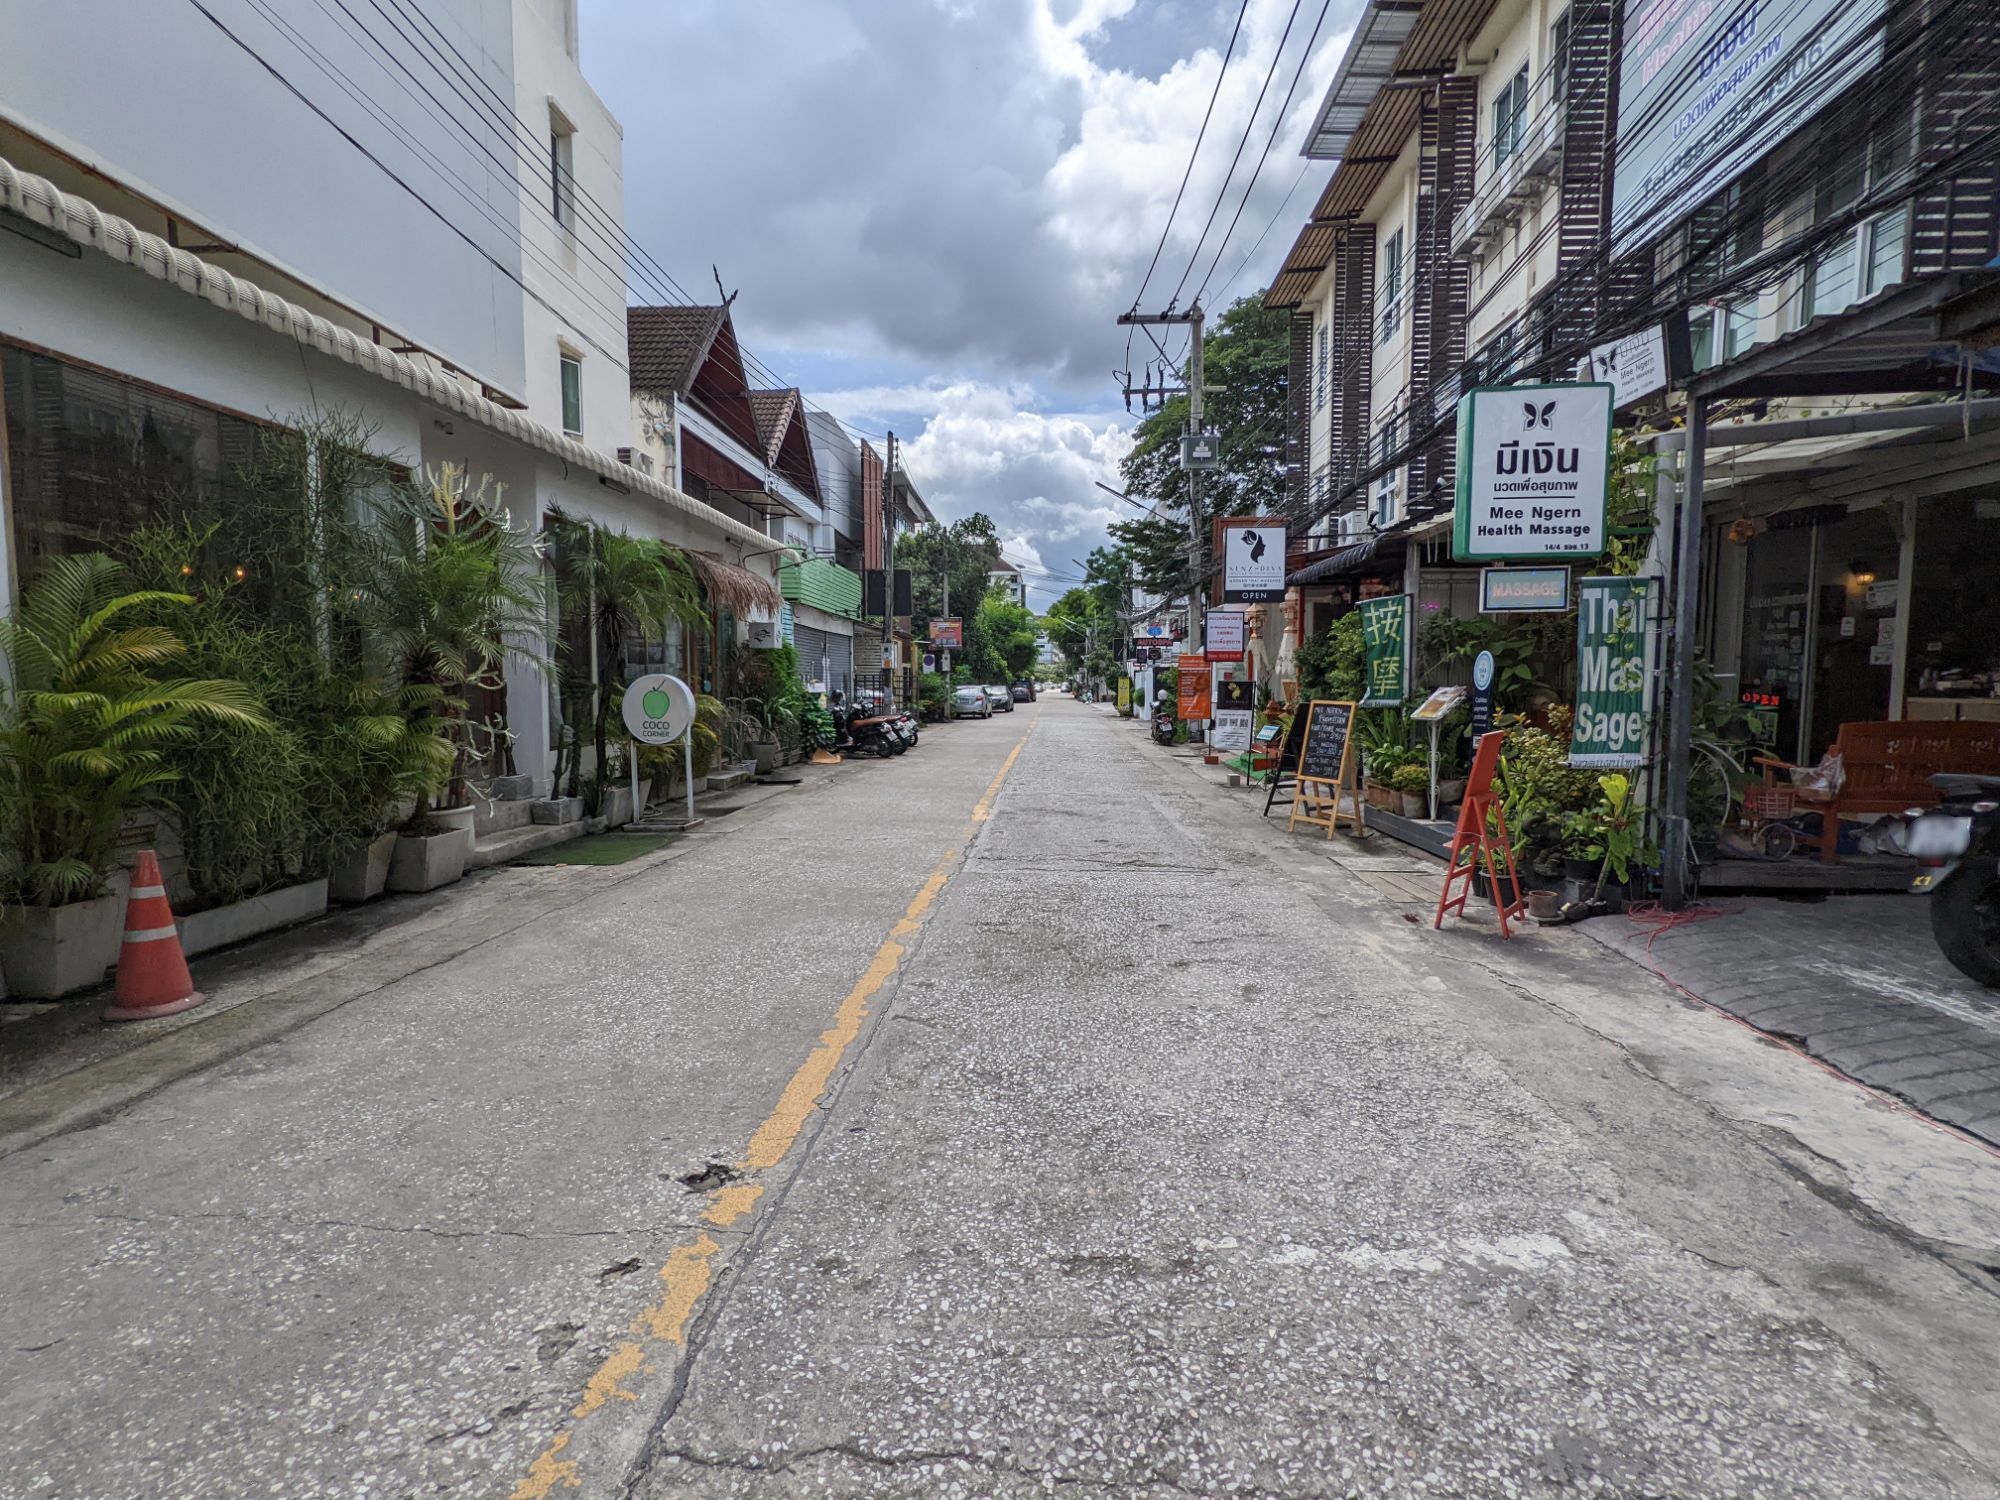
[585,0,1356,600]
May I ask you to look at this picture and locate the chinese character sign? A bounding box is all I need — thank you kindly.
[1569,576,1659,768]
[1358,595,1408,708]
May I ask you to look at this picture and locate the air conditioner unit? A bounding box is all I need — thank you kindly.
[615,447,654,475]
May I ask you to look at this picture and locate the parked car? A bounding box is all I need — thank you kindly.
[984,685,1014,713]
[1010,681,1035,702]
[952,685,993,719]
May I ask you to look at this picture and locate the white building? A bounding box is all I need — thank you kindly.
[0,0,783,794]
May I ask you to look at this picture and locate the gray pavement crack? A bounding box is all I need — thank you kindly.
[7,1207,690,1243]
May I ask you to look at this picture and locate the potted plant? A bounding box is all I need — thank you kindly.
[1390,763,1432,818]
[0,555,267,994]
[349,466,549,891]
[1564,772,1659,913]
[545,508,704,815]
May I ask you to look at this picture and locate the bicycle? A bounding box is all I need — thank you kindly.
[1737,780,1799,860]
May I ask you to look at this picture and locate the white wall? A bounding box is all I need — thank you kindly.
[0,0,528,399]
[510,0,629,450]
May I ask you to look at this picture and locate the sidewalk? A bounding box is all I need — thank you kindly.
[1579,896,2000,1146]
[1162,747,2000,1150]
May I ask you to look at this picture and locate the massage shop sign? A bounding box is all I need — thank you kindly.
[1570,576,1660,769]
[1453,383,1613,562]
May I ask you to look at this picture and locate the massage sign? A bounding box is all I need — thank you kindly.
[1452,383,1613,563]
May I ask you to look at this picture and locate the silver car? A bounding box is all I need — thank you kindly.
[983,685,1014,713]
[952,685,993,719]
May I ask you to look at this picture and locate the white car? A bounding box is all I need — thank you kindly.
[952,685,993,719]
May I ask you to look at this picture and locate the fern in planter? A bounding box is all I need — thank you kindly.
[0,554,268,907]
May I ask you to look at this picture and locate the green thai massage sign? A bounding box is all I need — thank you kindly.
[1358,594,1408,708]
[1569,576,1659,768]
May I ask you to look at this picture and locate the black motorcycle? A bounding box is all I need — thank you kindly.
[1151,701,1176,745]
[1909,773,2000,986]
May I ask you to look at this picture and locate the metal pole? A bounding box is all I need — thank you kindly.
[1187,304,1207,654]
[683,731,694,824]
[1661,396,1708,910]
[629,743,640,825]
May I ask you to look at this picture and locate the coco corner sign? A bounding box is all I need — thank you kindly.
[1453,383,1613,564]
[621,673,696,746]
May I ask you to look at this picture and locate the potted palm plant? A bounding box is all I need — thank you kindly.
[0,555,267,995]
[546,509,704,814]
[347,465,548,893]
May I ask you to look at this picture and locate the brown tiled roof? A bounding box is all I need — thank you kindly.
[628,304,728,395]
[746,387,800,466]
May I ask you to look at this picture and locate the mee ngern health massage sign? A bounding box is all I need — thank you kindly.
[1452,383,1613,563]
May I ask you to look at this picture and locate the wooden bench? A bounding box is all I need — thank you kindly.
[1758,719,2000,862]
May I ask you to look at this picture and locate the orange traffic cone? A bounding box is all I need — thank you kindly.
[102,851,203,1022]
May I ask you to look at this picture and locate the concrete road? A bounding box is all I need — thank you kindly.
[4,699,1999,1498]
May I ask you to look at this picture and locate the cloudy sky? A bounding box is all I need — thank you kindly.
[582,0,1354,609]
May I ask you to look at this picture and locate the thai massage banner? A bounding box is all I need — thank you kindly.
[1569,576,1660,768]
[1358,594,1408,708]
[1176,654,1211,720]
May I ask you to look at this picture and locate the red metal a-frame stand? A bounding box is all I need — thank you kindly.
[1434,731,1527,938]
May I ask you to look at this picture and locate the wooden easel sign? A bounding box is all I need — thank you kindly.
[1286,699,1364,840]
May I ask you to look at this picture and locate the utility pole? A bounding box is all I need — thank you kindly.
[1116,304,1208,653]
[884,429,898,709]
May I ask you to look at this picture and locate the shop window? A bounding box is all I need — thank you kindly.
[2,345,263,576]
[1907,497,2000,705]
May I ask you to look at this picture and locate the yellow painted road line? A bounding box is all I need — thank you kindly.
[511,717,1034,1499]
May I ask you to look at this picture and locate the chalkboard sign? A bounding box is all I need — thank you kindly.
[1285,699,1363,840]
[1298,700,1355,783]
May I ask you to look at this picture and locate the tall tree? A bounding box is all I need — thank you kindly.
[896,514,1004,680]
[1115,294,1291,596]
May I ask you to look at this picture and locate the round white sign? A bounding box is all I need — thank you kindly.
[1472,650,1496,692]
[621,674,696,745]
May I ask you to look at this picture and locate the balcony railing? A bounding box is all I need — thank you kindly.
[1450,99,1566,259]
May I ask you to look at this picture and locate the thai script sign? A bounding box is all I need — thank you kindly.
[1454,384,1612,563]
[1612,0,1888,253]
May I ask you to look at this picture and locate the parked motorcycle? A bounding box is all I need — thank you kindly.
[1908,772,2000,986]
[1151,701,1176,745]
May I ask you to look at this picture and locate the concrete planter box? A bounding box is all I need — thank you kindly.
[1398,791,1428,819]
[601,780,652,829]
[487,774,535,801]
[387,828,471,893]
[531,797,584,826]
[0,893,123,998]
[179,879,329,957]
[752,742,781,774]
[328,832,398,905]
[1364,781,1399,812]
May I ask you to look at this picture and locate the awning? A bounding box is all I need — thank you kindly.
[687,550,782,618]
[1289,536,1384,584]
